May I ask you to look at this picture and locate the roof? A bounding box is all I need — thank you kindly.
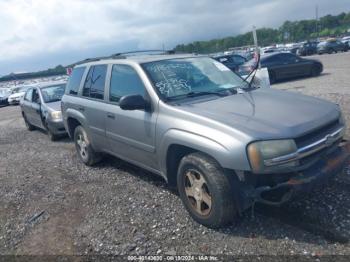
[75,54,204,67]
[37,81,67,89]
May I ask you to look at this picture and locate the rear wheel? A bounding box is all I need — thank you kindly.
[23,113,35,131]
[74,125,102,166]
[177,152,236,228]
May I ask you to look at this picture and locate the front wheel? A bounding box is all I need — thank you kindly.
[44,121,58,141]
[74,126,102,166]
[177,153,236,228]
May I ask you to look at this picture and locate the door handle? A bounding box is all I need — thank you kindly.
[107,113,115,119]
[78,106,85,112]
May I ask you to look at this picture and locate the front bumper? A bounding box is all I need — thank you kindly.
[47,119,67,135]
[239,141,350,208]
[8,97,21,105]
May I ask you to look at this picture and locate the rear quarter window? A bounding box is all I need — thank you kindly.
[66,67,86,95]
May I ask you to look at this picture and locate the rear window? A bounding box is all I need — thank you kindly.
[66,67,85,95]
[82,65,107,100]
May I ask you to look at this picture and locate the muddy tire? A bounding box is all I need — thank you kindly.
[44,121,58,141]
[23,114,35,131]
[74,125,101,166]
[47,129,58,141]
[177,152,236,228]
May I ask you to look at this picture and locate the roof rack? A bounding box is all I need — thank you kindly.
[72,49,177,66]
[112,49,177,56]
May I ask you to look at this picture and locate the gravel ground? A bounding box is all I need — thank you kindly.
[1,52,350,258]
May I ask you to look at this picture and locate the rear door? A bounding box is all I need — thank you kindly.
[105,64,158,169]
[283,53,311,77]
[80,64,108,149]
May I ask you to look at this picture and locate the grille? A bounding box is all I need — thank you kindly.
[295,119,341,148]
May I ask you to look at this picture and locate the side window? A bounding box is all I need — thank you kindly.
[109,65,146,103]
[32,89,40,104]
[82,65,107,100]
[283,53,298,63]
[66,67,85,95]
[232,56,246,64]
[24,89,33,101]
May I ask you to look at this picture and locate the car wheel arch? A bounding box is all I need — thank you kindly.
[67,117,82,138]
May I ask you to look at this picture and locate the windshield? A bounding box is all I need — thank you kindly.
[142,57,247,100]
[41,84,66,103]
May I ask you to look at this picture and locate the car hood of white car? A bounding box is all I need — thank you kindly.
[9,92,26,99]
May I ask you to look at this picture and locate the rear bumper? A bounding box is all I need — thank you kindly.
[240,141,350,208]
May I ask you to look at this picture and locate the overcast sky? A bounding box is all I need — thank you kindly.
[0,0,349,75]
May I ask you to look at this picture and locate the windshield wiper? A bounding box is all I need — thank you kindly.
[166,89,237,101]
[185,91,229,98]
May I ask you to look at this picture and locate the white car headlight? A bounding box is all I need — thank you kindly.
[247,139,298,173]
[50,111,62,120]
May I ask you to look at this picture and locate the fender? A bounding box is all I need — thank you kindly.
[64,108,98,148]
[159,128,235,176]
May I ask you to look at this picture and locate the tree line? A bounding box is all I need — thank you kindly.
[1,11,349,82]
[174,11,350,54]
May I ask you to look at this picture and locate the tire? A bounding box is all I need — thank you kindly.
[44,121,58,141]
[47,129,58,141]
[23,114,35,131]
[268,70,276,84]
[177,152,236,228]
[74,125,102,166]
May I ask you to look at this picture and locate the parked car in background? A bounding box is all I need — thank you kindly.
[317,39,349,54]
[0,88,12,107]
[239,52,323,83]
[297,41,318,56]
[8,86,34,105]
[341,36,350,47]
[20,81,67,141]
[212,54,247,72]
[61,53,348,228]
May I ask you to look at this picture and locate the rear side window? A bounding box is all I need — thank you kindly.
[109,65,145,103]
[66,67,85,95]
[82,65,107,100]
[24,89,33,101]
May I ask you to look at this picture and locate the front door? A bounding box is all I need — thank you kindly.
[29,88,44,128]
[105,64,158,169]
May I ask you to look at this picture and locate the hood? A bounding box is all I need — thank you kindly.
[9,92,26,99]
[45,101,61,112]
[177,88,340,140]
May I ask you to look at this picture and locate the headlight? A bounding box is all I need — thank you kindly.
[50,111,62,120]
[247,139,298,173]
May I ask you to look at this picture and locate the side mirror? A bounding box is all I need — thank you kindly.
[119,95,148,111]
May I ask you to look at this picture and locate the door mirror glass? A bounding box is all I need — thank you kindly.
[119,95,147,110]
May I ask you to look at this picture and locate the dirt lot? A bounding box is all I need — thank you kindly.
[1,52,350,258]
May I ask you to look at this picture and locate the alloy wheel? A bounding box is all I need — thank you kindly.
[76,133,88,159]
[184,169,212,216]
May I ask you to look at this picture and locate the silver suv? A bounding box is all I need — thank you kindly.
[62,53,349,228]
